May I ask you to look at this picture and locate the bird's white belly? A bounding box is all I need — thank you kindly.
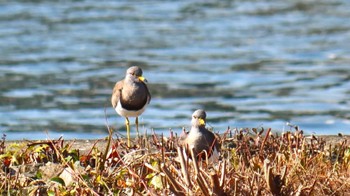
[187,131,201,146]
[115,100,147,117]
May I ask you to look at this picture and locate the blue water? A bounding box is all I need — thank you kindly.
[1,0,350,140]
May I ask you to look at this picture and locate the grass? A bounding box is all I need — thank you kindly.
[0,127,349,195]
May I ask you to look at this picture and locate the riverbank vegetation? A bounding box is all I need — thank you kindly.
[0,127,349,195]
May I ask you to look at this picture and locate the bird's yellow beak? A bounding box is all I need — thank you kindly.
[199,118,206,126]
[138,76,148,82]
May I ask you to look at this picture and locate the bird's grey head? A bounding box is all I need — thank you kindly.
[125,66,147,82]
[126,66,143,77]
[191,109,207,127]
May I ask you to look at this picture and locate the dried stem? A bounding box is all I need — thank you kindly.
[177,146,191,188]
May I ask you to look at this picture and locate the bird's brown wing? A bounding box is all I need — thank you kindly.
[203,130,221,155]
[111,80,124,108]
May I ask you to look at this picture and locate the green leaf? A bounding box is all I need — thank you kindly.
[81,174,90,181]
[34,144,49,153]
[51,177,66,186]
[35,171,42,179]
[69,150,79,162]
[0,153,12,159]
[149,174,163,189]
[151,160,159,167]
[97,175,109,189]
[65,155,73,162]
[48,190,56,196]
[146,172,156,179]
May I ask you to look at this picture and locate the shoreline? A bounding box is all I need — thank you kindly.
[5,134,349,155]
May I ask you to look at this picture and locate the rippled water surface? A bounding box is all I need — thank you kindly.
[1,0,350,140]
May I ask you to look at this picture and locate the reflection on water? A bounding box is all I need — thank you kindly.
[1,0,350,139]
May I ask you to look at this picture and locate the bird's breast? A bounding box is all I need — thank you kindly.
[186,130,203,146]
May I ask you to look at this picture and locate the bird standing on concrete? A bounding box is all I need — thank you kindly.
[111,66,151,147]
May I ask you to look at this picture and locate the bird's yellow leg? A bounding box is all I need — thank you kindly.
[135,117,140,139]
[125,117,131,147]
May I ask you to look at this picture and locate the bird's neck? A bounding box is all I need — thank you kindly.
[189,126,205,135]
[191,124,205,129]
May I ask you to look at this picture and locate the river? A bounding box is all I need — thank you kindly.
[1,0,350,139]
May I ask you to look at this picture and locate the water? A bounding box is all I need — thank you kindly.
[1,0,350,140]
